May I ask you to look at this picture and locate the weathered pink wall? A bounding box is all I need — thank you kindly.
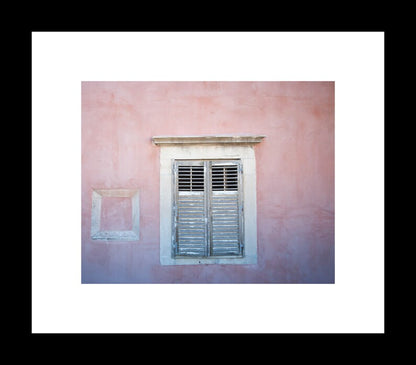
[82,81,334,283]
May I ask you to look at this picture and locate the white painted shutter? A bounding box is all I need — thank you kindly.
[209,162,243,256]
[174,162,207,257]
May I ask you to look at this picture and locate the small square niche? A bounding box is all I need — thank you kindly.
[91,189,139,241]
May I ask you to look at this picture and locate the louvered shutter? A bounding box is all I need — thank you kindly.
[173,161,207,257]
[209,161,243,256]
[173,160,243,258]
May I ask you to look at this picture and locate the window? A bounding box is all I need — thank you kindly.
[173,160,243,258]
[153,134,264,265]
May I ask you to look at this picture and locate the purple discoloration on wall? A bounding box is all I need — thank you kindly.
[81,81,334,283]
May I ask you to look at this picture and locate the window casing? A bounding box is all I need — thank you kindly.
[153,135,264,266]
[173,160,243,258]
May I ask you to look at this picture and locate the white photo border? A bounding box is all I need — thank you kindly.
[32,31,384,333]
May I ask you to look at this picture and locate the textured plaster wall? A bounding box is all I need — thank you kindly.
[81,81,334,283]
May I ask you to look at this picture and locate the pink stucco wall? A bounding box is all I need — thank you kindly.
[81,81,334,283]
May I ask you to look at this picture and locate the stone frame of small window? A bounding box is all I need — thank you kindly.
[153,135,265,265]
[90,188,140,241]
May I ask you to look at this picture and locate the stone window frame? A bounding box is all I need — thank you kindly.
[152,135,265,265]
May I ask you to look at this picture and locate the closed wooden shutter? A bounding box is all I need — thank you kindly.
[209,162,243,256]
[173,160,243,258]
[174,162,207,257]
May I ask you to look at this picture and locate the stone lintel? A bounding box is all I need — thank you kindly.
[152,135,266,146]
